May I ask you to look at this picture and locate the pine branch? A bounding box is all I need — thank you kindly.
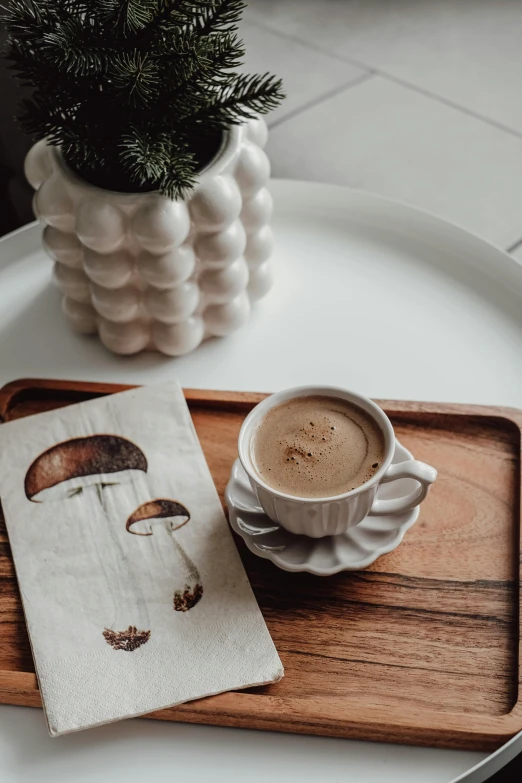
[152,26,203,67]
[17,96,56,137]
[111,52,160,106]
[138,0,212,38]
[98,0,159,35]
[42,16,113,75]
[222,73,284,115]
[157,0,215,29]
[159,155,198,200]
[4,0,285,199]
[190,0,245,36]
[119,125,171,182]
[2,0,41,30]
[54,124,105,169]
[202,31,245,76]
[119,124,196,197]
[157,31,244,100]
[184,72,284,128]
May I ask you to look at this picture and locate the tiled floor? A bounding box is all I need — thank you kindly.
[243,0,522,256]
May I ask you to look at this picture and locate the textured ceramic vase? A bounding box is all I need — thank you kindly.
[25,120,273,355]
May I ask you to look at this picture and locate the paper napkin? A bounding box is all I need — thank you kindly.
[0,381,283,735]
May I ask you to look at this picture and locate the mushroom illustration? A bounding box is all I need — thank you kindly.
[126,499,203,612]
[25,435,152,650]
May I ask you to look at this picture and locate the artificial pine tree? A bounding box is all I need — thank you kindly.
[3,0,284,198]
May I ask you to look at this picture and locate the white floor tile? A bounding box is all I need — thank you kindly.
[240,22,368,124]
[267,76,522,247]
[248,0,522,135]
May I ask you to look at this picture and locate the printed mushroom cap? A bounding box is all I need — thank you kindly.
[126,499,190,535]
[25,435,148,502]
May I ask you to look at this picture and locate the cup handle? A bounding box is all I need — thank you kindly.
[369,460,437,516]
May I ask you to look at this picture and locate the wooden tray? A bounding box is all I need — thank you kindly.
[0,378,520,751]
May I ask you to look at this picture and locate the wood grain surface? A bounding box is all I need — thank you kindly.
[0,378,520,750]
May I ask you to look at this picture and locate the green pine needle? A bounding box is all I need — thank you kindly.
[191,0,245,35]
[43,17,111,75]
[111,52,160,106]
[98,0,158,35]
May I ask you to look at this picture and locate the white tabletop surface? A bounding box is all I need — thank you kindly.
[0,181,521,782]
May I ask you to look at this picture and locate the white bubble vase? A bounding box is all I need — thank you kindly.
[24,120,274,356]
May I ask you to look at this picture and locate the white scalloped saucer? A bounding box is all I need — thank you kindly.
[225,440,420,575]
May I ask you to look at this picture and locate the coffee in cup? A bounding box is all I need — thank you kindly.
[251,395,385,499]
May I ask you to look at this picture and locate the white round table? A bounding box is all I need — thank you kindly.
[0,180,520,782]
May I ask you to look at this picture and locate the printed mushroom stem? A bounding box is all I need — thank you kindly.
[171,535,203,612]
[25,435,152,650]
[84,482,150,633]
[126,499,203,612]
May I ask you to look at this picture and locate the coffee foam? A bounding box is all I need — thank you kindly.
[252,395,385,499]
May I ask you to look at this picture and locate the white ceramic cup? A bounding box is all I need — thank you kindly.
[238,385,437,538]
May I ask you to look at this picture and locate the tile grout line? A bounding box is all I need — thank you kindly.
[506,237,522,254]
[379,72,522,141]
[249,17,522,142]
[268,72,374,130]
[247,16,376,76]
[248,16,376,73]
